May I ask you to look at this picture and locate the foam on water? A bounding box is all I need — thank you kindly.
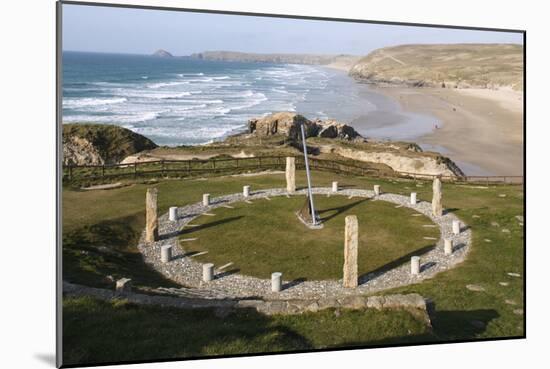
[63,54,353,145]
[63,97,127,108]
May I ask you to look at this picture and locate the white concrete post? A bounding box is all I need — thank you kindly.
[374,185,381,196]
[202,263,214,282]
[116,278,132,293]
[243,185,250,197]
[161,245,172,263]
[411,256,420,275]
[332,181,338,192]
[410,192,417,205]
[169,206,178,221]
[452,220,461,235]
[203,193,210,207]
[444,239,453,255]
[271,272,282,292]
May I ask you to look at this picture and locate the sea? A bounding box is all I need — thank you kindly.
[63,51,435,146]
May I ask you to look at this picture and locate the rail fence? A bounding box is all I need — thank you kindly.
[62,156,523,185]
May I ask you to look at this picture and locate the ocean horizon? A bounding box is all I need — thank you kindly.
[62,51,434,146]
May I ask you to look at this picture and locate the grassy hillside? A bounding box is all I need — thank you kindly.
[349,43,523,90]
[63,123,158,165]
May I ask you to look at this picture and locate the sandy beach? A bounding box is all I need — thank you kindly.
[372,87,524,176]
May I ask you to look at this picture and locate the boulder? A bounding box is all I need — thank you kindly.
[248,112,317,139]
[316,119,361,140]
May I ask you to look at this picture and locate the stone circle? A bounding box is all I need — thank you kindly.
[137,187,472,301]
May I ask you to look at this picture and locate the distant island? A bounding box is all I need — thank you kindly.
[152,49,173,57]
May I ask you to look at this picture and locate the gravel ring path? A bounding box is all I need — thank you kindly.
[137,187,471,300]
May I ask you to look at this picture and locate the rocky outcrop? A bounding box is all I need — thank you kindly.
[349,43,523,91]
[152,49,173,57]
[63,124,158,166]
[318,144,465,177]
[63,135,104,166]
[248,112,361,141]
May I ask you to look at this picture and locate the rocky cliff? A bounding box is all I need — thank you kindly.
[190,51,359,67]
[317,142,465,177]
[349,43,523,90]
[63,124,158,166]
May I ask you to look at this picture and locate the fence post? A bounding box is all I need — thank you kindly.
[134,162,137,178]
[187,160,191,174]
[102,165,105,178]
[213,160,216,170]
[69,165,73,181]
[258,157,262,168]
[161,160,165,177]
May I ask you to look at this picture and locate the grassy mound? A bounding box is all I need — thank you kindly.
[63,123,158,164]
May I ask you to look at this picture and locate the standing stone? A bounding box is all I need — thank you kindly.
[145,188,158,243]
[343,215,358,288]
[115,278,132,293]
[203,193,210,207]
[161,245,172,263]
[444,239,453,255]
[271,272,282,292]
[432,176,443,217]
[452,220,461,235]
[243,185,250,197]
[202,263,214,282]
[410,192,417,205]
[374,185,381,196]
[332,181,338,192]
[169,206,178,221]
[411,256,420,275]
[286,157,296,193]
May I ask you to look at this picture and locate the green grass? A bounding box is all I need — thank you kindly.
[63,296,432,366]
[62,170,524,364]
[186,196,438,280]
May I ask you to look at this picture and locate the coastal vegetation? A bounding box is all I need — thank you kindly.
[349,43,523,90]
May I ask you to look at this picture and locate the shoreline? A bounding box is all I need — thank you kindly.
[371,86,524,176]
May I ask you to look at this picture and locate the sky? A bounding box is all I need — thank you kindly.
[62,4,524,56]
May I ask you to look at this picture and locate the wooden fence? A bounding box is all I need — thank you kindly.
[63,156,523,185]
